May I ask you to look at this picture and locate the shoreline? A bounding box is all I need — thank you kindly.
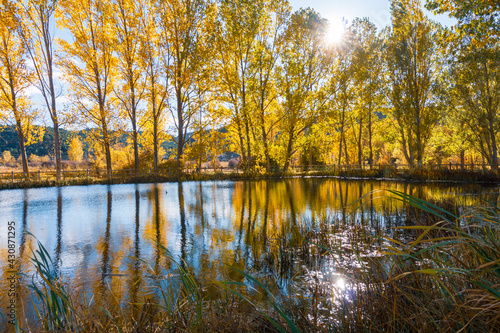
[1,168,499,190]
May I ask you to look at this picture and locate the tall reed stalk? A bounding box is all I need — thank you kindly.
[20,190,500,332]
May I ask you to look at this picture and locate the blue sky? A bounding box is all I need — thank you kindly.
[288,0,456,30]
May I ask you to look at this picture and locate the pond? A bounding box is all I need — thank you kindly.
[0,178,498,329]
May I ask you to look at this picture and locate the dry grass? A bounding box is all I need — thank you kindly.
[11,191,500,332]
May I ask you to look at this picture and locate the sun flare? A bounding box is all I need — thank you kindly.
[335,277,346,290]
[327,20,345,44]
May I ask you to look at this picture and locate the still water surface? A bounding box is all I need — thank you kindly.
[0,178,497,326]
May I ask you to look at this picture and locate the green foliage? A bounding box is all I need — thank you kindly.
[0,125,72,157]
[28,233,80,331]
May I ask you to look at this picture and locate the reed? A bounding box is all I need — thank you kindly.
[19,190,500,332]
[27,234,80,332]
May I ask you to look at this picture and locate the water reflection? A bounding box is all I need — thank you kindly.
[54,188,63,276]
[178,182,187,263]
[100,186,112,287]
[0,179,497,326]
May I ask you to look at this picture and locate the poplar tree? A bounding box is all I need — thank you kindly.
[385,0,441,167]
[57,0,118,177]
[112,0,145,175]
[24,0,63,180]
[0,0,39,175]
[159,0,215,167]
[276,8,329,171]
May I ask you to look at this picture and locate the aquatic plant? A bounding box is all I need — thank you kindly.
[19,190,500,332]
[28,235,80,331]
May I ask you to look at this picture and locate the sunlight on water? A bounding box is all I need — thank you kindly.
[0,179,496,327]
[335,277,346,290]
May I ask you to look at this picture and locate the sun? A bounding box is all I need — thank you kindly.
[326,20,345,45]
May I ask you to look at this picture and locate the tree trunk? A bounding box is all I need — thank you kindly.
[338,134,343,165]
[53,120,62,180]
[244,118,251,172]
[259,94,271,172]
[358,116,363,167]
[133,124,139,175]
[235,114,247,165]
[150,71,159,174]
[309,144,313,171]
[460,150,465,170]
[105,142,112,179]
[283,129,294,172]
[16,121,29,176]
[344,134,349,166]
[260,122,270,172]
[102,123,112,178]
[49,78,62,181]
[400,127,412,167]
[130,97,139,175]
[153,118,159,174]
[176,87,184,169]
[368,107,373,169]
[489,106,498,173]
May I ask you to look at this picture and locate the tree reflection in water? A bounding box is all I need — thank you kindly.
[0,179,497,327]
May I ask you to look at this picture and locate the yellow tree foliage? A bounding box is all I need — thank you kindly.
[385,0,442,167]
[68,137,84,162]
[0,0,42,175]
[2,150,12,162]
[112,0,146,175]
[57,0,118,177]
[24,0,64,180]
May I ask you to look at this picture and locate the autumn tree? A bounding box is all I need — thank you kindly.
[159,0,216,167]
[0,0,40,175]
[347,18,384,167]
[276,8,329,171]
[442,38,500,170]
[216,0,274,171]
[385,0,442,167]
[139,0,169,173]
[23,0,64,180]
[112,0,145,175]
[57,0,118,177]
[68,136,84,161]
[248,0,290,171]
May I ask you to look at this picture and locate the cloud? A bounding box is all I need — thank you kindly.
[25,84,41,97]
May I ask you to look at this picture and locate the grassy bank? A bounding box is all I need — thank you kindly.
[0,167,499,190]
[8,191,500,332]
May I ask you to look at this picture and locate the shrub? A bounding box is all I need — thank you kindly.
[68,137,84,162]
[228,158,239,169]
[2,150,13,162]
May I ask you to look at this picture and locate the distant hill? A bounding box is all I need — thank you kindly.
[0,125,228,160]
[0,126,121,159]
[0,125,182,160]
[0,126,73,159]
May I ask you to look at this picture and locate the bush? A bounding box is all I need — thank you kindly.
[2,150,13,162]
[29,153,51,164]
[228,158,239,169]
[158,158,181,173]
